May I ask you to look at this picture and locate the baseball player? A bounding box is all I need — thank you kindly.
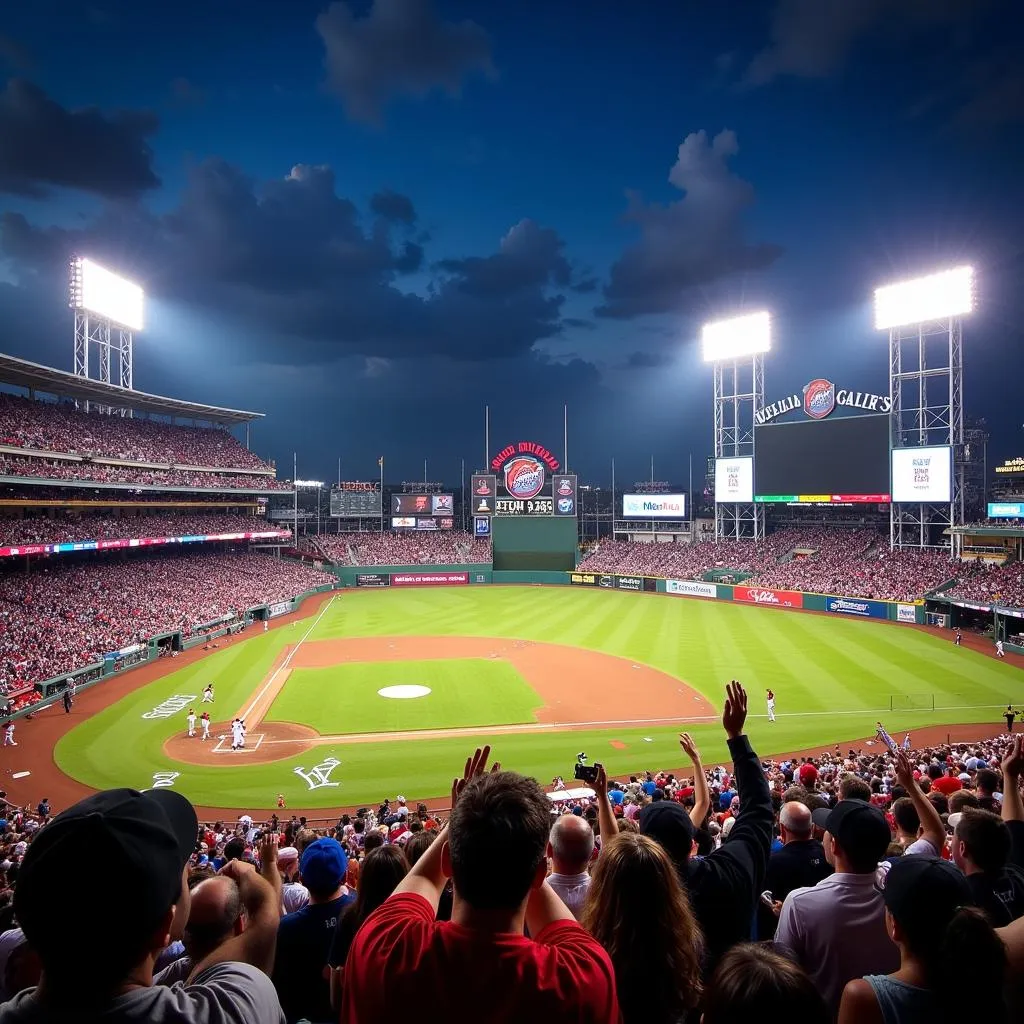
[996,639,1005,659]
[766,689,776,723]
[186,708,197,738]
[239,719,247,749]
[200,711,211,741]
[2,721,15,747]
[954,629,962,646]
[202,684,215,703]
[231,718,244,751]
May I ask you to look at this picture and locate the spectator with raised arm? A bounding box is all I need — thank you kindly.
[639,681,773,967]
[340,746,619,1023]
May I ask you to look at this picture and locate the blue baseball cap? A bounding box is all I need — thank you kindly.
[300,837,348,893]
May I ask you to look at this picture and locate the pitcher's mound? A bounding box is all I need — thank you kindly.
[378,685,432,699]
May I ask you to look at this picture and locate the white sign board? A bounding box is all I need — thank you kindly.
[891,446,951,503]
[621,493,687,518]
[715,456,753,503]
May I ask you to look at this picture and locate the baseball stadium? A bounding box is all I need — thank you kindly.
[0,263,1022,822]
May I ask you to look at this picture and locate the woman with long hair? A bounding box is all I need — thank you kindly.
[838,855,1007,1024]
[581,831,703,1024]
[328,844,409,1012]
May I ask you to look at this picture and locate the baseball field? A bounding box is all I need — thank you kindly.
[42,586,1024,813]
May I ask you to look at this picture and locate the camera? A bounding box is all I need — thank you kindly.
[574,761,601,784]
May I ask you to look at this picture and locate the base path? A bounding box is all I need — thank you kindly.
[164,635,715,766]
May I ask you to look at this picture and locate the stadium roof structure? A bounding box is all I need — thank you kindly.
[0,352,263,426]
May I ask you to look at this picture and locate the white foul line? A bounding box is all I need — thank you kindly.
[240,595,337,722]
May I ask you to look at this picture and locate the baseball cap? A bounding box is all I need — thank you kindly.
[639,801,697,868]
[300,837,348,894]
[278,845,299,864]
[798,763,818,785]
[812,800,891,866]
[884,855,972,936]
[15,788,196,964]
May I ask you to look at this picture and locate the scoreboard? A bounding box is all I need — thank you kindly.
[495,497,554,516]
[330,488,382,517]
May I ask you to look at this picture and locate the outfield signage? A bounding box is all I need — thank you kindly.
[268,600,292,618]
[666,580,717,599]
[622,493,686,519]
[490,440,560,502]
[988,502,1024,518]
[897,604,917,623]
[570,572,655,591]
[734,586,804,609]
[615,575,643,591]
[391,572,469,587]
[755,377,892,425]
[826,597,888,620]
[355,573,390,588]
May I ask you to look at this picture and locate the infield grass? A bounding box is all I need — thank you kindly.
[265,659,542,734]
[54,587,1024,810]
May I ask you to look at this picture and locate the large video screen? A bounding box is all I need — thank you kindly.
[891,446,951,503]
[330,489,382,517]
[622,493,687,518]
[755,415,891,503]
[392,494,453,516]
[715,457,754,503]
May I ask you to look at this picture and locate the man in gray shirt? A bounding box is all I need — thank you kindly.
[0,787,284,1024]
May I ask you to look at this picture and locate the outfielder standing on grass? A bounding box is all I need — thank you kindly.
[766,689,776,723]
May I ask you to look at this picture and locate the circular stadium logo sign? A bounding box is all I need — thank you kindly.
[490,440,561,501]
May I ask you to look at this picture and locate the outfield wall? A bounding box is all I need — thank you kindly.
[336,563,927,623]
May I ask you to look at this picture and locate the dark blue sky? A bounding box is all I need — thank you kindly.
[0,0,1021,483]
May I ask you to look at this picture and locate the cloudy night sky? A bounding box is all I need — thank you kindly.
[0,0,1021,484]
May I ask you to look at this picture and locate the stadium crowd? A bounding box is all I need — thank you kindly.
[0,684,1022,1022]
[0,455,288,491]
[0,513,289,548]
[945,561,1024,609]
[579,528,974,603]
[0,552,334,691]
[0,394,271,471]
[312,532,490,566]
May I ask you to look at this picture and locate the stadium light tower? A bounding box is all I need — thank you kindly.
[69,256,144,415]
[702,311,770,542]
[875,266,974,553]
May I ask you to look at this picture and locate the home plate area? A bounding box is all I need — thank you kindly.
[211,732,266,754]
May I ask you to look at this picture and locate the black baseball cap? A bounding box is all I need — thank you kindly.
[640,801,697,868]
[15,788,197,965]
[812,800,891,865]
[884,855,972,936]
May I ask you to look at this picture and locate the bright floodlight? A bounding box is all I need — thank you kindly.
[874,266,973,330]
[70,257,144,331]
[702,311,771,362]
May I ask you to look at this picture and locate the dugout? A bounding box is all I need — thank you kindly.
[491,515,578,573]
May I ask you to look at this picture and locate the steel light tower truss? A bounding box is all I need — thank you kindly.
[73,311,135,414]
[713,353,765,541]
[888,316,964,551]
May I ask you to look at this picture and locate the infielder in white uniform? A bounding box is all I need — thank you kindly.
[186,708,197,738]
[2,722,15,746]
[766,689,776,723]
[200,712,211,741]
[202,684,215,703]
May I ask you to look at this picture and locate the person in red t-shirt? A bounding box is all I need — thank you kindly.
[931,768,963,796]
[341,746,619,1024]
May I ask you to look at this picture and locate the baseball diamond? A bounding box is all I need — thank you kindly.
[13,584,1018,817]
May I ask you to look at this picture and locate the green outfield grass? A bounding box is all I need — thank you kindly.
[265,659,542,734]
[54,587,1024,811]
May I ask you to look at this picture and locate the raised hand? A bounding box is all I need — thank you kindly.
[1002,735,1024,781]
[593,762,608,794]
[893,748,915,790]
[451,745,500,808]
[722,680,748,740]
[679,732,701,764]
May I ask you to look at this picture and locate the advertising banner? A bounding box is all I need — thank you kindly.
[734,586,804,609]
[474,516,491,537]
[897,603,917,623]
[552,475,578,517]
[355,573,390,588]
[715,456,754,503]
[621,493,687,519]
[666,579,717,599]
[391,572,468,587]
[470,475,497,516]
[988,502,1024,518]
[825,596,888,620]
[891,446,952,503]
[268,600,292,618]
[615,575,643,591]
[569,572,615,588]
